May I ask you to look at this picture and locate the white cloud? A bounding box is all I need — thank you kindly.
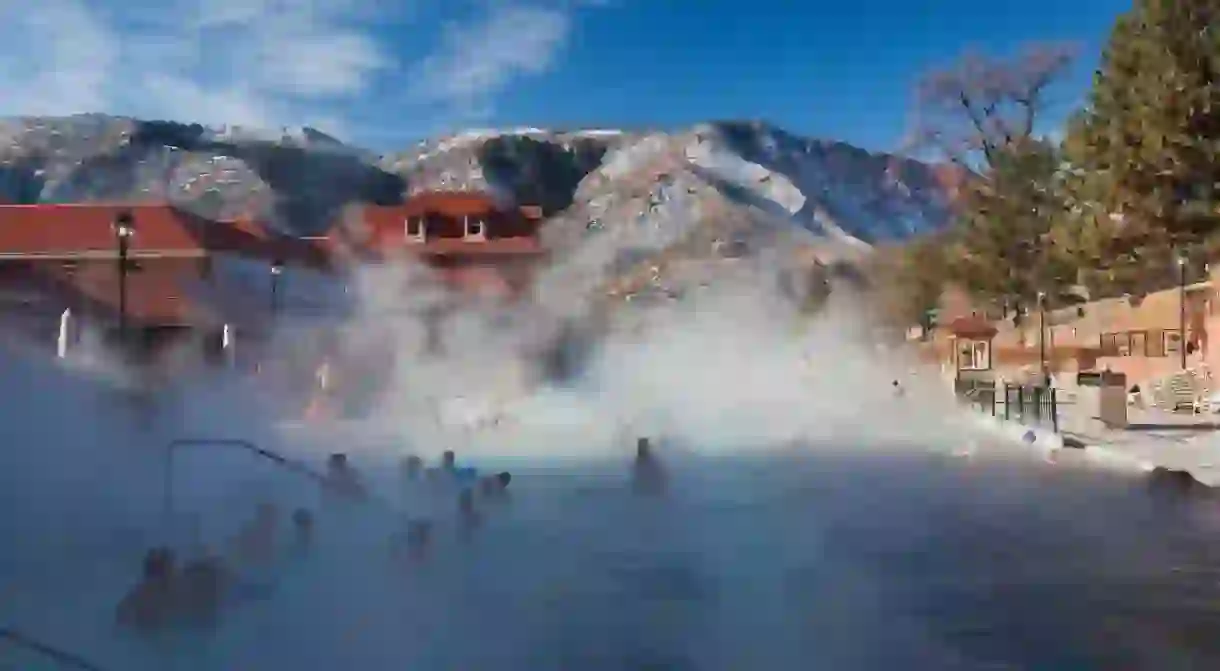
[0,0,392,131]
[0,0,600,142]
[408,5,571,108]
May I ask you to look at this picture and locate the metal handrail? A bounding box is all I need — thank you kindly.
[0,628,109,671]
[162,438,397,530]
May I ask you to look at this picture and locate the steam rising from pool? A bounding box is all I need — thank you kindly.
[0,257,1164,670]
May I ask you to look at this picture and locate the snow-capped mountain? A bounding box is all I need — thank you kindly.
[0,116,960,309]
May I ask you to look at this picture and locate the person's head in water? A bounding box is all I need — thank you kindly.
[637,437,652,460]
[292,508,314,546]
[328,453,349,473]
[442,450,456,471]
[142,547,176,581]
[403,455,423,480]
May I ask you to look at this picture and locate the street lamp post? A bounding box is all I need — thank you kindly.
[111,211,135,342]
[1037,291,1047,386]
[1178,252,1188,370]
[270,259,284,316]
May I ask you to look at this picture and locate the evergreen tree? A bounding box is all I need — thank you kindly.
[905,45,1076,312]
[953,137,1075,309]
[872,234,952,337]
[1065,0,1220,286]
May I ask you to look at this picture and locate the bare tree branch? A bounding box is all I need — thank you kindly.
[905,43,1076,171]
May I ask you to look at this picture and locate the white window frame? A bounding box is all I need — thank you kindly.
[404,216,425,242]
[464,215,486,241]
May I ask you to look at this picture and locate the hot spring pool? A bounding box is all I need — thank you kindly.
[5,448,1220,670]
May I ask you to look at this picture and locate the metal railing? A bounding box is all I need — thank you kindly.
[955,381,1060,433]
[1002,384,1060,433]
[0,628,109,671]
[162,438,397,532]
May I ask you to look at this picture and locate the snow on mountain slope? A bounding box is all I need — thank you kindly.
[533,123,956,315]
[0,116,956,315]
[0,115,403,234]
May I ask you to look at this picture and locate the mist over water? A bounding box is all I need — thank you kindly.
[4,256,1220,670]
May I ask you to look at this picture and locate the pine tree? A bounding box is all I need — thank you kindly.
[906,44,1076,311]
[953,138,1075,310]
[1065,0,1220,287]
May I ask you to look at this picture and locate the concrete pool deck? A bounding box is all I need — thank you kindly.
[1049,405,1220,485]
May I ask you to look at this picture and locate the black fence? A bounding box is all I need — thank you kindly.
[955,379,1060,433]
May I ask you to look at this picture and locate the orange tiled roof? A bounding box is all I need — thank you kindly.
[947,314,997,339]
[399,191,502,217]
[0,203,203,256]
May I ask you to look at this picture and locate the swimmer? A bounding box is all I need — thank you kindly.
[401,455,424,482]
[442,450,457,474]
[892,379,904,397]
[391,518,433,563]
[479,471,513,503]
[177,554,232,629]
[479,475,498,498]
[291,508,314,554]
[325,452,367,502]
[407,519,434,561]
[116,547,178,632]
[632,437,668,496]
[458,489,482,539]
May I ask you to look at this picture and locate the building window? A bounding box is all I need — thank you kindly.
[1130,330,1147,356]
[956,340,990,371]
[1166,330,1182,356]
[1147,329,1166,357]
[464,216,486,240]
[404,216,425,242]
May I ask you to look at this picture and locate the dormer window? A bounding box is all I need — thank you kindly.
[405,216,425,242]
[464,215,486,241]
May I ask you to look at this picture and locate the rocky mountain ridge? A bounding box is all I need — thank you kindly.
[0,116,961,306]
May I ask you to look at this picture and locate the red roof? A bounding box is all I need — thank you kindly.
[947,314,997,339]
[0,203,204,256]
[354,201,544,257]
[0,200,537,276]
[400,191,502,217]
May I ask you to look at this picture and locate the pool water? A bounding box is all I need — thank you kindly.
[5,448,1220,670]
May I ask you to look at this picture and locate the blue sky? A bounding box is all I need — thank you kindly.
[501,0,1132,152]
[0,0,1132,153]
